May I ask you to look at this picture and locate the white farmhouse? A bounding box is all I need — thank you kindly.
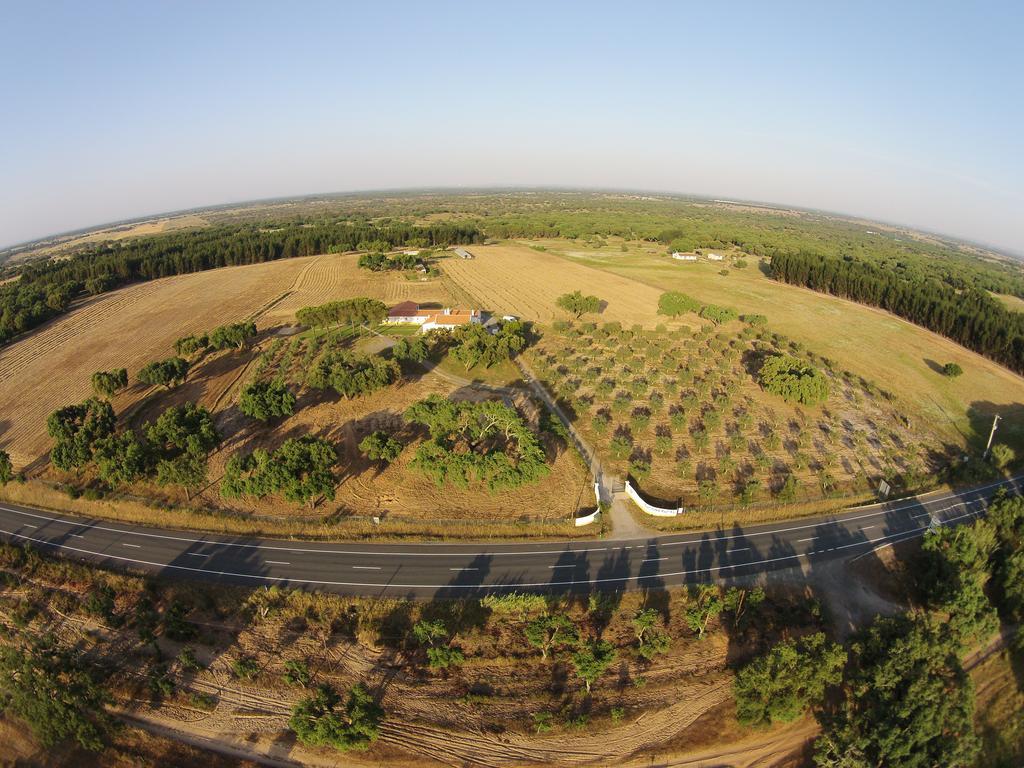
[386,301,482,333]
[671,251,698,261]
[706,252,724,261]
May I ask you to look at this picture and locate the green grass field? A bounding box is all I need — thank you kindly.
[526,238,1024,452]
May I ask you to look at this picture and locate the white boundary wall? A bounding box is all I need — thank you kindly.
[624,480,681,517]
[574,482,603,526]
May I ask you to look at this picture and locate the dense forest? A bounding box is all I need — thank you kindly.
[0,220,480,345]
[769,250,1024,373]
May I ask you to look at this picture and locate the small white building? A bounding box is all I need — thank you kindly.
[671,251,698,261]
[453,247,475,259]
[706,252,724,261]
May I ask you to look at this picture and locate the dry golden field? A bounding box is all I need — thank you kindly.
[0,258,309,467]
[0,252,455,469]
[440,244,682,328]
[261,252,453,325]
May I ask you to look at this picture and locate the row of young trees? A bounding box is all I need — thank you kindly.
[770,250,1024,373]
[0,221,478,347]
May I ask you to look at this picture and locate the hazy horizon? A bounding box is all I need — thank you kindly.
[4,185,1020,261]
[2,1,1021,255]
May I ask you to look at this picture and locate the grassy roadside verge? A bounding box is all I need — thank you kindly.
[0,481,589,542]
[622,483,963,533]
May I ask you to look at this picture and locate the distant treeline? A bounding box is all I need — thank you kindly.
[0,220,480,346]
[770,250,1024,373]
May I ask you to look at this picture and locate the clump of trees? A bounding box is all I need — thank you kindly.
[90,368,128,398]
[942,361,964,377]
[138,357,189,389]
[289,683,383,752]
[145,403,221,500]
[47,398,222,496]
[174,333,209,357]
[391,336,429,364]
[221,436,337,508]
[0,635,112,752]
[210,322,257,350]
[734,632,846,726]
[698,304,738,325]
[307,351,399,399]
[758,354,829,405]
[359,431,403,464]
[47,398,116,471]
[449,321,527,370]
[358,251,421,271]
[556,291,602,319]
[404,395,550,491]
[239,379,296,422]
[296,298,388,329]
[814,615,979,767]
[657,291,701,317]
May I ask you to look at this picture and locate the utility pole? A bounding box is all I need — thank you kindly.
[984,414,1001,458]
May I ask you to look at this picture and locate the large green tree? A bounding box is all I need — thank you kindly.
[47,398,116,471]
[221,436,337,508]
[814,615,979,768]
[657,291,702,317]
[93,431,150,486]
[734,632,846,726]
[239,379,296,422]
[289,683,384,752]
[556,291,602,319]
[571,640,616,693]
[0,638,112,752]
[0,451,14,485]
[138,357,189,389]
[359,431,403,464]
[90,368,128,398]
[758,354,829,405]
[209,322,257,350]
[404,395,549,491]
[525,613,578,660]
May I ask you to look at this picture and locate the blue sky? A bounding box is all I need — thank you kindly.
[2,1,1022,253]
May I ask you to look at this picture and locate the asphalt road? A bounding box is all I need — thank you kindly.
[0,477,1019,598]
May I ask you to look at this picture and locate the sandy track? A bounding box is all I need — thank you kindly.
[377,676,733,767]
